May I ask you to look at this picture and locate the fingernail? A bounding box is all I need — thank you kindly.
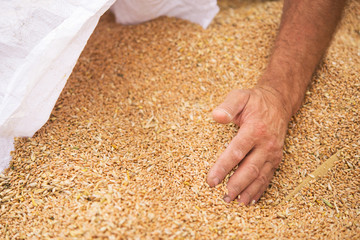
[223,195,231,203]
[218,108,232,120]
[212,108,232,123]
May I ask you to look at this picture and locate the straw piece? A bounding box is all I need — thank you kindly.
[282,150,341,203]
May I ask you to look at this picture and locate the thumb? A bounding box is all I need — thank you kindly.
[212,89,250,124]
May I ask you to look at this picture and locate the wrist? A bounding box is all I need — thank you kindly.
[255,84,293,121]
[257,70,307,118]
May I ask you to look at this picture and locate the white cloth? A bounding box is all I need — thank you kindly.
[111,0,219,29]
[0,0,219,173]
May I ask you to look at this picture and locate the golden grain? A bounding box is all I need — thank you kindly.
[0,0,359,239]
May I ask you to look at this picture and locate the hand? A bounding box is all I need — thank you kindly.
[207,87,291,205]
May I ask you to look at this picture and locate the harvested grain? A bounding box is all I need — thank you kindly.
[0,0,359,239]
[282,150,341,203]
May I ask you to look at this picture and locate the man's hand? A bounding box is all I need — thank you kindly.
[206,0,346,205]
[207,87,291,205]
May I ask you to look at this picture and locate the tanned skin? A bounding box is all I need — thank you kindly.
[207,0,347,205]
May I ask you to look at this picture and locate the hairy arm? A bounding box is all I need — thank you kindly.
[259,0,347,115]
[207,0,347,205]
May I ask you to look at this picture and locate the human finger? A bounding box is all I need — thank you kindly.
[207,124,256,187]
[237,161,275,205]
[223,149,265,202]
[212,89,250,124]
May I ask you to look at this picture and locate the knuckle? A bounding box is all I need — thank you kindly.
[211,164,228,178]
[265,137,281,151]
[273,155,283,167]
[265,157,282,171]
[218,165,228,175]
[230,148,244,161]
[244,163,260,179]
[253,122,267,136]
[228,183,242,195]
[255,174,268,186]
[268,149,283,167]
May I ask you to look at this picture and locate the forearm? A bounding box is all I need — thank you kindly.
[258,0,347,116]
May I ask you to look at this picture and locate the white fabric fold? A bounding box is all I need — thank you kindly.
[0,0,219,173]
[111,0,219,29]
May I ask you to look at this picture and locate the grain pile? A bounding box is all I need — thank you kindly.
[1,0,359,239]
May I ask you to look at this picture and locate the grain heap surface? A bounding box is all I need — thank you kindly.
[1,0,359,239]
